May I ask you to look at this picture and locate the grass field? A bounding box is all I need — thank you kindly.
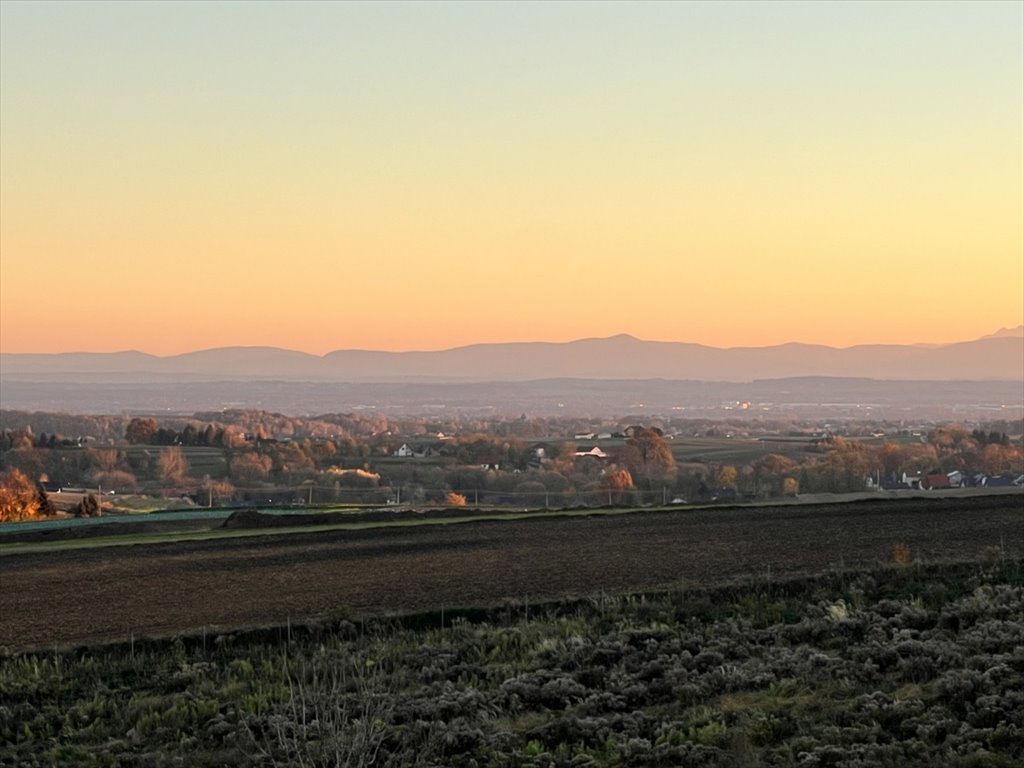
[122,445,229,478]
[668,436,817,465]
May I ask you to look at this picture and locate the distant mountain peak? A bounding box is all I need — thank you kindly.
[2,333,1021,383]
[577,333,641,343]
[980,326,1024,340]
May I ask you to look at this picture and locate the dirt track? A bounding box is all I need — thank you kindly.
[1,496,1021,651]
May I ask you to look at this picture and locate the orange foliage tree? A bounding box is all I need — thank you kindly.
[599,465,635,504]
[158,447,190,486]
[0,468,42,522]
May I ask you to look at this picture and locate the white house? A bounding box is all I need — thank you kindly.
[393,443,414,457]
[901,472,922,489]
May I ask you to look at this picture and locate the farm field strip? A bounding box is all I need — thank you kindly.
[0,502,825,555]
[6,491,1020,555]
[1,496,1021,652]
[0,510,589,554]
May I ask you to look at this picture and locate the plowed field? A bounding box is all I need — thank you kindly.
[1,495,1021,651]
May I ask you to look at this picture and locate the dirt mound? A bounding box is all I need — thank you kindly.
[221,508,362,529]
[219,506,542,530]
[221,509,283,529]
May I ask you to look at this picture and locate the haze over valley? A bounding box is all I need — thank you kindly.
[2,329,1021,417]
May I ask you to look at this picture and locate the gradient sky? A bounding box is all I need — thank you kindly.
[1,0,1022,355]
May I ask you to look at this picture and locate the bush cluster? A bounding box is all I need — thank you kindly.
[2,561,1022,767]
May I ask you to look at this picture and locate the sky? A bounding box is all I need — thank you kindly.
[1,0,1022,355]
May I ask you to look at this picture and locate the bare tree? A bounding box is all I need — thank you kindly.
[247,650,405,768]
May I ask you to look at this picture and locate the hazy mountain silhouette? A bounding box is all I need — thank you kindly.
[2,331,1022,382]
[979,325,1024,340]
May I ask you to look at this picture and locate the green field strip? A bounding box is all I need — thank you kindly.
[0,506,662,555]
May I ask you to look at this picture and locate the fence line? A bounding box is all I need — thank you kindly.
[87,483,681,509]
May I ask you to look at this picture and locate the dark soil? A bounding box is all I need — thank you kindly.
[1,495,1020,652]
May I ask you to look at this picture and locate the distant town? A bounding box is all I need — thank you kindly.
[2,408,1020,521]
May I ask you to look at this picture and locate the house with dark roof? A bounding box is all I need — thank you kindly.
[983,475,1018,488]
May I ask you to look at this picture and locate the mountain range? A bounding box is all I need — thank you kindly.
[2,328,1022,383]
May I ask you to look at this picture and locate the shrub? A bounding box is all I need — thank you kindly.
[891,543,913,566]
[74,493,101,518]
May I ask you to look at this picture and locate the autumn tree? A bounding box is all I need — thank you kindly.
[85,448,136,490]
[200,475,235,506]
[716,465,738,489]
[598,465,635,505]
[221,425,248,448]
[900,443,940,475]
[87,448,121,473]
[125,417,159,445]
[618,426,676,488]
[0,469,41,522]
[750,453,795,496]
[982,443,1011,475]
[230,452,273,485]
[269,442,316,482]
[877,442,903,478]
[550,442,579,474]
[158,446,190,486]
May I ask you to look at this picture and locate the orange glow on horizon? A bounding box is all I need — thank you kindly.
[1,2,1021,357]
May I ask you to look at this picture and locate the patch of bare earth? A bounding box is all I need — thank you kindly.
[1,495,1021,651]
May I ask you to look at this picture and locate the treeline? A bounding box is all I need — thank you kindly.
[2,408,1022,449]
[1,412,1022,520]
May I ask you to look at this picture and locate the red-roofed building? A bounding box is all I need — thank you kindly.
[921,473,951,490]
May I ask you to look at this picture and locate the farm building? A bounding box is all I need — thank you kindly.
[921,473,951,490]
